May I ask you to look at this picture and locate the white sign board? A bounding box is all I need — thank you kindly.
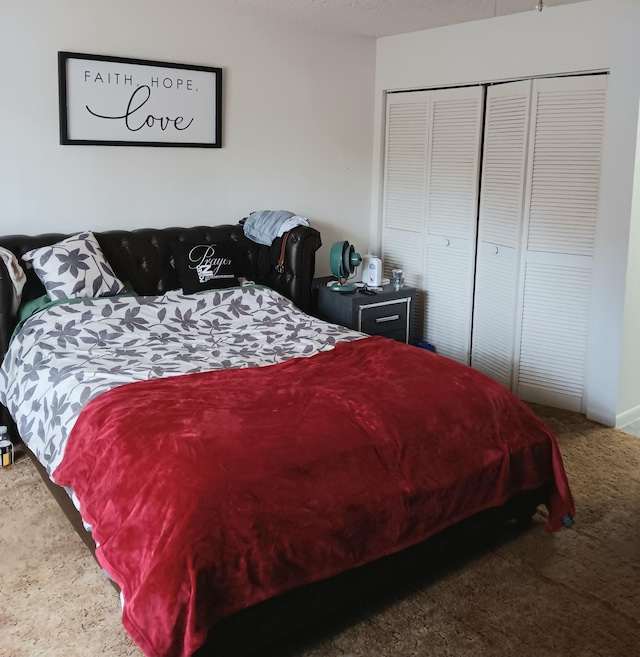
[59,52,222,147]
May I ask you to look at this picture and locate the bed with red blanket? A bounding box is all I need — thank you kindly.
[0,224,573,657]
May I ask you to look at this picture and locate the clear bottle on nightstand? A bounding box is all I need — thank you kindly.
[0,426,15,467]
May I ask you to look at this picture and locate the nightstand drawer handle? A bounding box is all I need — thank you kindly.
[376,314,400,323]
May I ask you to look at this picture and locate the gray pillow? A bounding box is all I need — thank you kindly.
[22,231,126,300]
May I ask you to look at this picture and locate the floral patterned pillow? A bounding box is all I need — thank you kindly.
[22,231,126,300]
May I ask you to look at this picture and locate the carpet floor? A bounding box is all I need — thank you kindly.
[1,404,639,657]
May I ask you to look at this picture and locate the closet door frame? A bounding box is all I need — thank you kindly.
[379,73,606,411]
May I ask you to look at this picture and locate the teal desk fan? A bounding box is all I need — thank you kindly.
[329,241,362,292]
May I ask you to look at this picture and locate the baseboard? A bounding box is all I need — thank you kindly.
[586,403,640,429]
[615,404,640,429]
[586,408,616,427]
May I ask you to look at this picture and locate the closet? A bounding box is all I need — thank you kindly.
[381,74,607,412]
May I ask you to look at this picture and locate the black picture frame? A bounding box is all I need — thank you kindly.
[58,51,222,148]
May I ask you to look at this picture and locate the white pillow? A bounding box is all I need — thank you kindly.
[22,231,126,301]
[0,247,27,314]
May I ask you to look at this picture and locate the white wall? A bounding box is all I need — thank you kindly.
[618,113,640,422]
[0,0,376,274]
[373,0,640,426]
[591,3,640,425]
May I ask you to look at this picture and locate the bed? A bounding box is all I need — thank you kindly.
[0,223,574,657]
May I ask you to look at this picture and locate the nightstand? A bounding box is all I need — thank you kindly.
[315,283,416,343]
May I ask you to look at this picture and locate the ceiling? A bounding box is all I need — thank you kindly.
[206,0,588,38]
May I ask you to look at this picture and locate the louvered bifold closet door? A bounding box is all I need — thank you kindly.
[471,80,532,388]
[423,86,485,364]
[382,91,430,337]
[382,86,484,362]
[514,75,607,411]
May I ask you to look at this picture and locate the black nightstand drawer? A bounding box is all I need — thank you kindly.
[360,300,408,335]
[314,281,416,343]
[373,327,408,342]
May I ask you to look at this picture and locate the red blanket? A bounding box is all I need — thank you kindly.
[53,336,573,657]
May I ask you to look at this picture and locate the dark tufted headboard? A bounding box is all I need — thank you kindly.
[0,223,321,439]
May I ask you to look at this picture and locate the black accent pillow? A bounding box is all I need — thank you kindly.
[172,241,240,294]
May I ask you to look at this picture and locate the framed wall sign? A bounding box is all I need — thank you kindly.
[58,52,222,148]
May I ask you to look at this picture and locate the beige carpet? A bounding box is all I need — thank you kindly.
[1,405,639,657]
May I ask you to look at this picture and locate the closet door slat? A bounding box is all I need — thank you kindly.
[526,79,607,257]
[382,92,430,340]
[471,80,532,387]
[383,92,430,233]
[471,243,519,386]
[422,86,484,364]
[478,85,531,249]
[515,75,607,411]
[517,259,592,410]
[424,238,475,364]
[427,92,484,240]
[383,227,425,338]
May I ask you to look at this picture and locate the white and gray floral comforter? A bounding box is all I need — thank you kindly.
[0,286,362,477]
